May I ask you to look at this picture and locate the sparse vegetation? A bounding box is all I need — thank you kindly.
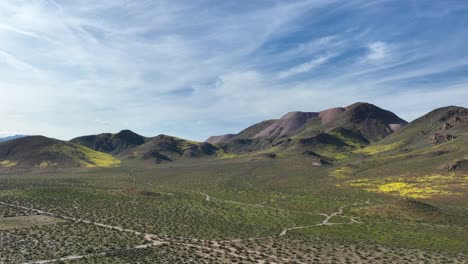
[0,104,467,263]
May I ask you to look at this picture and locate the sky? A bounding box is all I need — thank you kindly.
[0,0,467,140]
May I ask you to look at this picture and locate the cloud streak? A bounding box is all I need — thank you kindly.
[278,54,335,79]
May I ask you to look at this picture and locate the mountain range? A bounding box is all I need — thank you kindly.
[1,102,467,262]
[0,102,466,173]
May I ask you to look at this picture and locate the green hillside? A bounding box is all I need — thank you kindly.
[336,106,468,201]
[0,136,120,172]
[123,134,223,163]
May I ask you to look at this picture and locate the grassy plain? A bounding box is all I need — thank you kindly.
[0,149,467,263]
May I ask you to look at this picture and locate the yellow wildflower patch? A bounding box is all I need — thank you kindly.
[216,151,238,159]
[353,142,402,155]
[330,166,354,179]
[377,182,445,199]
[38,161,58,168]
[347,174,467,199]
[0,160,17,167]
[75,145,121,168]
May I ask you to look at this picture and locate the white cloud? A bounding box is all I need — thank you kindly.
[278,54,335,79]
[366,41,390,61]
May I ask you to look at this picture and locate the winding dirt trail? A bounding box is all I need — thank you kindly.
[280,203,365,236]
[2,195,369,263]
[1,201,292,263]
[197,192,366,238]
[280,206,345,236]
[198,191,366,241]
[0,201,165,244]
[200,192,211,201]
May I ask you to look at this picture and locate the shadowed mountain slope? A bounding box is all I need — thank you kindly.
[123,135,222,163]
[300,102,408,142]
[0,135,27,143]
[70,129,146,154]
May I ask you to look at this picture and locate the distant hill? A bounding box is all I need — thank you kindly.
[206,120,277,144]
[207,103,406,143]
[205,102,407,157]
[376,106,468,147]
[0,136,120,171]
[70,129,146,154]
[346,105,468,178]
[294,102,408,142]
[0,135,27,143]
[4,103,465,170]
[123,134,222,163]
[71,130,223,164]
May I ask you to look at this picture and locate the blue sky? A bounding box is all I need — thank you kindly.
[0,0,467,140]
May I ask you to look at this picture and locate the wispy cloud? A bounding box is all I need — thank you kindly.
[278,54,335,79]
[0,49,39,72]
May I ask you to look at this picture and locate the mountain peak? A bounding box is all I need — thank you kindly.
[344,103,406,125]
[280,111,319,120]
[254,111,319,138]
[70,130,146,154]
[345,102,373,110]
[424,105,468,118]
[115,129,145,143]
[318,107,346,125]
[417,105,468,133]
[115,129,138,136]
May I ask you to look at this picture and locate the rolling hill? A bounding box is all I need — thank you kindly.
[2,103,464,170]
[371,105,467,148]
[70,129,146,154]
[334,105,468,201]
[71,132,224,164]
[0,136,120,171]
[122,134,222,163]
